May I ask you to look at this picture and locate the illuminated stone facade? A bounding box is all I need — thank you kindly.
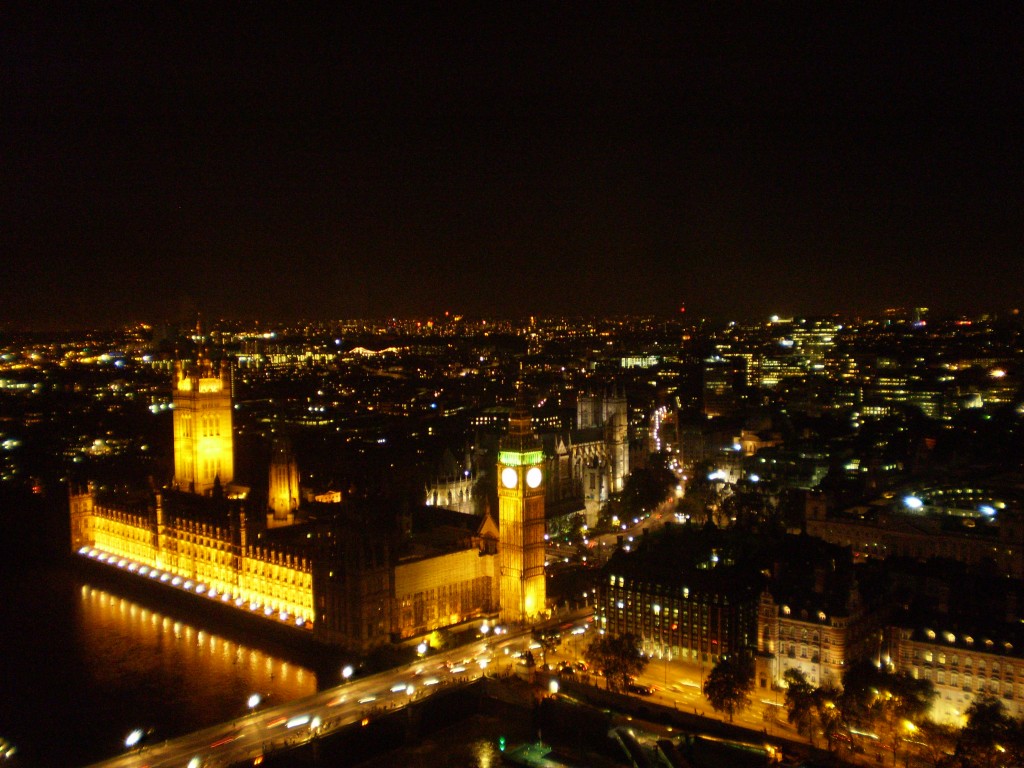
[70,484,502,650]
[598,561,760,668]
[498,399,547,624]
[892,626,1024,723]
[393,511,499,640]
[425,474,478,516]
[68,360,503,651]
[573,388,629,521]
[267,436,299,528]
[754,584,879,691]
[70,486,315,628]
[309,503,498,649]
[172,359,234,495]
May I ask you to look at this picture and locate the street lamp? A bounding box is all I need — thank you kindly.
[247,693,262,711]
[342,665,354,682]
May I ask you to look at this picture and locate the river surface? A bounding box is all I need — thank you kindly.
[0,489,508,768]
[0,561,319,768]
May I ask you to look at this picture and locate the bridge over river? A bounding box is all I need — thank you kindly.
[84,626,550,768]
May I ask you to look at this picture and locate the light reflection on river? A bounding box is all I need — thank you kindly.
[77,584,316,712]
[0,566,317,768]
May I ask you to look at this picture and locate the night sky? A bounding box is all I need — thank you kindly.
[3,5,1023,329]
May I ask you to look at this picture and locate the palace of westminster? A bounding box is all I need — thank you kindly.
[68,357,628,651]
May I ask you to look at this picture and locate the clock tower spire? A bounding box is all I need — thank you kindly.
[497,383,546,624]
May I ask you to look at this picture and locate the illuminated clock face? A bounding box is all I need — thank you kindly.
[501,467,518,489]
[526,466,543,488]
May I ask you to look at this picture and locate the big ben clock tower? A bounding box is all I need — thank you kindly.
[498,391,547,624]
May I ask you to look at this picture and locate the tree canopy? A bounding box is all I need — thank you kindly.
[840,659,936,726]
[621,456,677,515]
[703,655,754,722]
[584,633,648,692]
[783,668,818,740]
[942,695,1024,768]
[783,669,847,752]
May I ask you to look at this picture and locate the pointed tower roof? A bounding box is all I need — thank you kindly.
[501,380,541,454]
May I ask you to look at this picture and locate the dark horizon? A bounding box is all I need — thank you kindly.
[4,6,1023,330]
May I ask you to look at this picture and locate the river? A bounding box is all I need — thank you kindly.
[0,560,320,767]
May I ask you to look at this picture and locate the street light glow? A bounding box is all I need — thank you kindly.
[124,729,145,749]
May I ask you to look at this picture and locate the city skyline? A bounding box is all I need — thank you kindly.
[4,6,1022,329]
[2,277,1024,764]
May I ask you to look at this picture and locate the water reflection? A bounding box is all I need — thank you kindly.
[75,585,316,755]
[0,566,321,768]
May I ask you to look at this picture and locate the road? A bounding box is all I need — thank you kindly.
[541,617,895,767]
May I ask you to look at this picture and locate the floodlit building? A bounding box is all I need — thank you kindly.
[267,436,300,528]
[754,539,882,691]
[889,620,1024,723]
[70,485,315,627]
[171,359,235,495]
[538,386,629,528]
[69,360,522,653]
[596,526,761,670]
[497,393,547,624]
